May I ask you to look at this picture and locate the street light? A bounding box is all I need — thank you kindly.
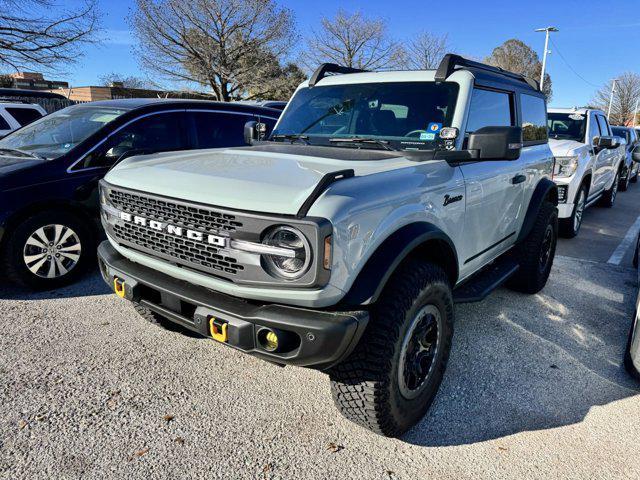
[535,26,559,90]
[607,78,619,120]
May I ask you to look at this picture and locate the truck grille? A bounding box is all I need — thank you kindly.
[107,189,245,276]
[108,189,244,233]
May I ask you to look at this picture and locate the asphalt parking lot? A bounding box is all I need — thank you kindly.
[1,188,640,479]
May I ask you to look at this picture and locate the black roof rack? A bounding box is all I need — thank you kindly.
[435,54,540,91]
[309,63,367,87]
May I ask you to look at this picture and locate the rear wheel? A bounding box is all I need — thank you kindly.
[508,201,557,294]
[619,165,631,191]
[329,260,453,437]
[1,210,94,289]
[559,185,586,238]
[601,170,620,207]
[631,164,639,183]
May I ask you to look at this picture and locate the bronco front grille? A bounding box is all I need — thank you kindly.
[108,189,244,233]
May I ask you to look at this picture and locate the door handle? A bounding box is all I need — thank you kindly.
[511,174,526,185]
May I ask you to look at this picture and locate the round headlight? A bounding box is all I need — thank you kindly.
[262,226,312,279]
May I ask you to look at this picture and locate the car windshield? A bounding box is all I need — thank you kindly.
[0,105,129,160]
[547,112,587,142]
[272,82,459,151]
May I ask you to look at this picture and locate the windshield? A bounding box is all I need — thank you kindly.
[273,82,459,151]
[0,105,129,160]
[547,112,586,142]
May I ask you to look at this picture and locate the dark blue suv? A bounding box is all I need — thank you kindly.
[0,99,281,289]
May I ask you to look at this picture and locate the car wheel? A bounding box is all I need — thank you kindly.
[133,303,201,337]
[624,313,640,380]
[329,260,453,437]
[559,185,586,238]
[508,200,558,294]
[601,170,620,208]
[619,166,631,192]
[1,210,95,290]
[631,165,639,183]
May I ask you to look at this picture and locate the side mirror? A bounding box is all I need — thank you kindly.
[594,136,619,150]
[244,121,268,145]
[633,146,640,163]
[467,126,523,161]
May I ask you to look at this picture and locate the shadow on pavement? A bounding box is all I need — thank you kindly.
[0,268,110,300]
[404,257,640,447]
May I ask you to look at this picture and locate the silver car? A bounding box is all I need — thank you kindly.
[625,233,640,379]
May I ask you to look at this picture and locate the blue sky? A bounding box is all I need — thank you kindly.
[65,0,640,107]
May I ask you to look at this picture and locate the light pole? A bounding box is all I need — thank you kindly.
[607,79,618,120]
[535,26,559,90]
[633,98,639,127]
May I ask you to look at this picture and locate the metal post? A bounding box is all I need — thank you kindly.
[633,98,639,127]
[607,79,617,120]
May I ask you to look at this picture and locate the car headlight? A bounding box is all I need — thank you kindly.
[554,156,579,178]
[261,226,312,279]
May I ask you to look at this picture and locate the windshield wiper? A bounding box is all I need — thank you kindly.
[329,137,396,151]
[271,134,310,145]
[0,148,46,160]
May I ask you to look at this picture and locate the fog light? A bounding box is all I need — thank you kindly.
[258,328,279,352]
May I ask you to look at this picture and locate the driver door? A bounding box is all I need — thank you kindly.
[458,88,524,277]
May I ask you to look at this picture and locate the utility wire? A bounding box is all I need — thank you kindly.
[549,37,601,88]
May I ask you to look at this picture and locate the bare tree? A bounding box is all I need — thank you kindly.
[304,10,404,71]
[591,73,640,126]
[404,32,449,70]
[130,0,298,101]
[99,72,153,89]
[0,0,98,73]
[485,39,552,100]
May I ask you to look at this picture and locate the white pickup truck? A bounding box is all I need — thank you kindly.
[547,108,626,237]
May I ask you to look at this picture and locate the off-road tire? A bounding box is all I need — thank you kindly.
[0,210,95,290]
[508,201,557,294]
[631,166,638,183]
[559,185,586,238]
[329,260,454,437]
[601,170,620,208]
[133,303,199,336]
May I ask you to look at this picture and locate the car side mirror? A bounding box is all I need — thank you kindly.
[244,121,268,145]
[594,136,619,150]
[467,126,523,161]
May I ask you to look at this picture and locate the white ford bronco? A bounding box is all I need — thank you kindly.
[547,108,626,237]
[97,55,558,437]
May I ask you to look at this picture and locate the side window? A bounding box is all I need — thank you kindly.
[466,88,513,133]
[0,112,11,130]
[588,115,600,142]
[6,107,43,127]
[79,112,186,169]
[596,115,611,137]
[520,94,548,143]
[191,111,257,148]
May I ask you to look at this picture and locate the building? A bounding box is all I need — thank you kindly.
[6,72,69,90]
[44,84,215,103]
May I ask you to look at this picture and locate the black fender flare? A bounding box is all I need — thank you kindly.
[339,222,459,307]
[516,178,558,243]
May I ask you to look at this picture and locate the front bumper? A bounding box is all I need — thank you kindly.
[97,241,368,370]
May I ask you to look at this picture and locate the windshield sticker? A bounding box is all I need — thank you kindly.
[568,114,585,121]
[368,100,379,109]
[427,122,442,133]
[420,132,436,141]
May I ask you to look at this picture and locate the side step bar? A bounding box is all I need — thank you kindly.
[453,257,519,304]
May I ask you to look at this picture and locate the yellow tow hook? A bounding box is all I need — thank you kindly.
[113,277,126,299]
[209,318,228,343]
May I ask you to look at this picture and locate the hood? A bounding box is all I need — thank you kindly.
[548,138,586,157]
[0,155,46,174]
[105,144,417,215]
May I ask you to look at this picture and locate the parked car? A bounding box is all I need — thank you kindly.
[611,125,640,190]
[0,88,74,114]
[238,100,288,111]
[97,54,559,437]
[0,99,281,289]
[547,108,626,238]
[625,232,640,380]
[0,101,46,138]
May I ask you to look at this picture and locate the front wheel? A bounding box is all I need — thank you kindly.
[619,166,631,192]
[559,185,586,238]
[329,260,453,437]
[508,201,558,294]
[1,210,94,289]
[601,170,620,207]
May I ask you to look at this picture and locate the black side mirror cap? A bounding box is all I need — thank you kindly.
[594,136,620,150]
[468,126,523,161]
[244,121,268,145]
